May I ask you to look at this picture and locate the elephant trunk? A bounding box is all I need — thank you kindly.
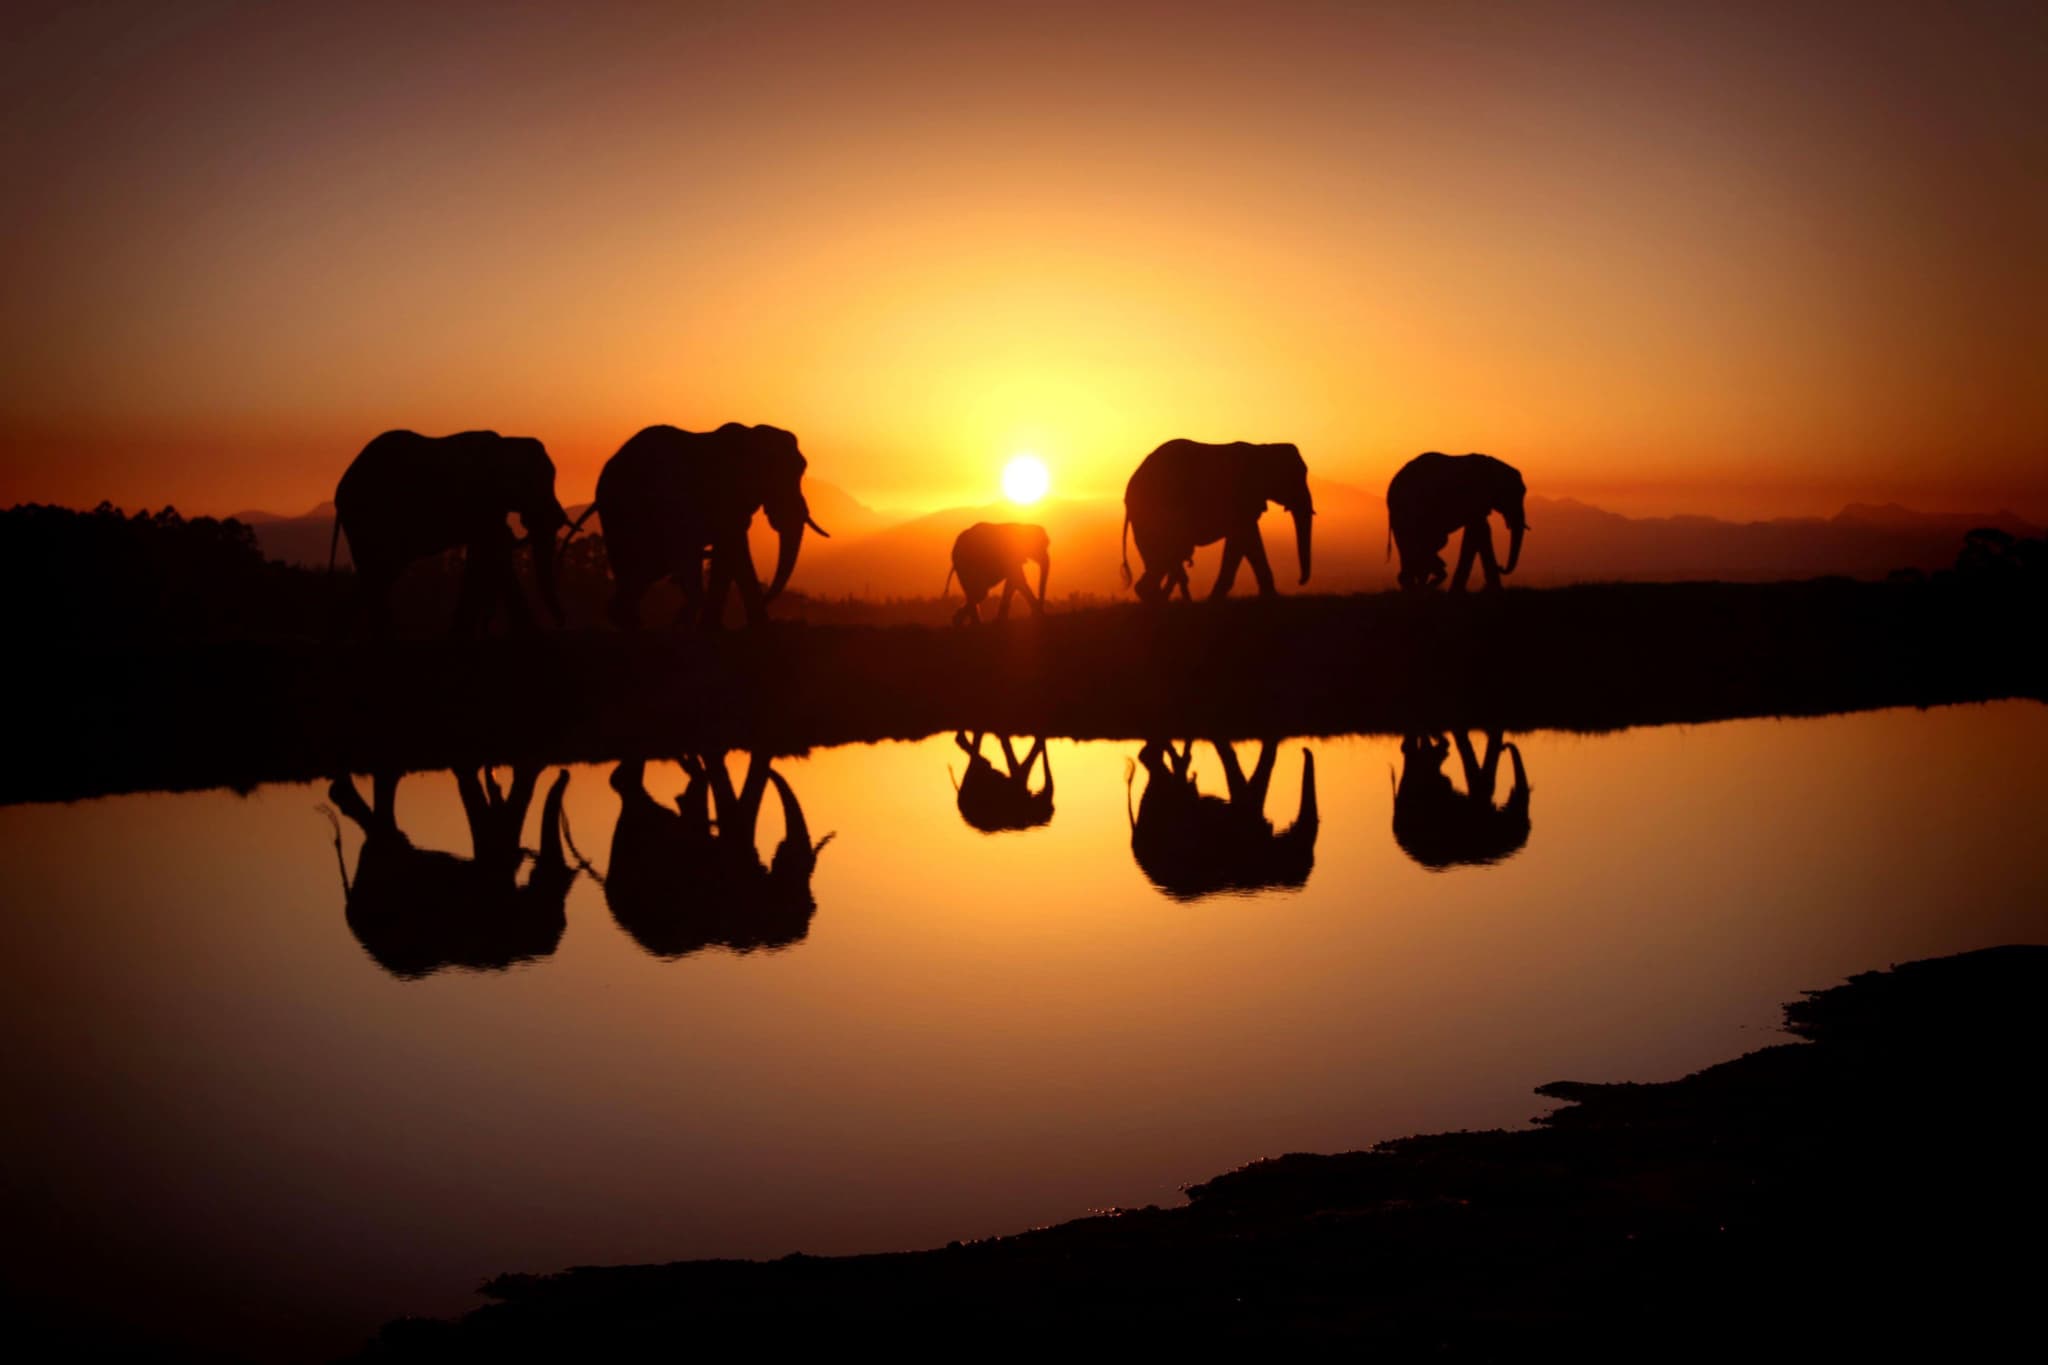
[1037,550,1051,604]
[1292,504,1314,585]
[1504,514,1526,576]
[1294,750,1319,832]
[763,518,806,604]
[767,769,832,875]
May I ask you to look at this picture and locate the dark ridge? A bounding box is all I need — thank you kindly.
[355,945,2048,1357]
[11,578,2043,805]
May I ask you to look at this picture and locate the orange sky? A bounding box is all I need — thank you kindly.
[2,1,2043,521]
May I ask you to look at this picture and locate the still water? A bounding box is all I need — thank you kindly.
[3,704,2044,1357]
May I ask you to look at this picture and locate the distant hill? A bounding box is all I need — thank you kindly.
[241,480,2041,598]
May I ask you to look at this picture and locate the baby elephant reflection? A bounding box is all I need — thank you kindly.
[327,766,574,978]
[951,732,1054,833]
[1128,739,1318,900]
[1393,731,1532,869]
[603,754,832,957]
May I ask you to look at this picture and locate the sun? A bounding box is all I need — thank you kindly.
[1002,454,1049,505]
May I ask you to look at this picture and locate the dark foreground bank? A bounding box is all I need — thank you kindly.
[359,945,2047,1358]
[14,578,2046,804]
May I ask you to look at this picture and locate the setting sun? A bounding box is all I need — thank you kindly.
[1003,454,1049,506]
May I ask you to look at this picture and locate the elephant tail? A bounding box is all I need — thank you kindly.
[316,803,352,898]
[1119,514,1133,588]
[941,565,957,599]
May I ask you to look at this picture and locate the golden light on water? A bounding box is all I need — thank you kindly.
[1003,455,1050,506]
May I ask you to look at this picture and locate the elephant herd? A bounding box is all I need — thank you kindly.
[328,733,1529,979]
[328,425,1529,634]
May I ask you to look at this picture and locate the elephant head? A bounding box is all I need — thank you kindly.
[1484,458,1528,576]
[1259,442,1315,584]
[742,424,830,604]
[495,435,571,625]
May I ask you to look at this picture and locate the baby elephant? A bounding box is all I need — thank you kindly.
[944,522,1050,625]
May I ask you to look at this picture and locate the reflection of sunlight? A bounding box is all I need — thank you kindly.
[1003,454,1049,505]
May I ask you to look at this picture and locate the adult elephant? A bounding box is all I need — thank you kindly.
[944,522,1050,625]
[1127,739,1318,900]
[330,430,568,635]
[325,765,575,978]
[1392,731,1531,869]
[1385,452,1527,591]
[950,732,1054,832]
[1121,439,1314,603]
[600,754,833,957]
[581,423,829,630]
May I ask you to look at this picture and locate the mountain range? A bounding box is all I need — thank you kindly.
[241,478,2040,599]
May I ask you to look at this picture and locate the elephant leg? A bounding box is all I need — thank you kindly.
[490,537,536,634]
[732,544,769,626]
[667,555,707,629]
[997,579,1018,620]
[1023,737,1050,795]
[609,574,649,631]
[1452,731,1484,797]
[453,527,515,635]
[1209,539,1246,600]
[356,566,398,636]
[1213,741,1251,803]
[1006,569,1040,616]
[326,774,377,832]
[954,596,980,626]
[1174,566,1193,601]
[700,549,735,631]
[1451,524,1483,592]
[1242,532,1277,597]
[1132,560,1167,604]
[1474,519,1504,589]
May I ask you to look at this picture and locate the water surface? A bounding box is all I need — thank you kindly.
[2,704,2043,1357]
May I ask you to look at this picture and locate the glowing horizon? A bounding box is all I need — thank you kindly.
[2,3,2043,524]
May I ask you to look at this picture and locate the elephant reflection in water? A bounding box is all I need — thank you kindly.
[1393,731,1531,869]
[1127,739,1318,900]
[950,732,1053,833]
[327,766,574,978]
[602,755,832,957]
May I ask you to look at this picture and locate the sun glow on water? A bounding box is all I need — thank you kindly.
[1002,454,1049,505]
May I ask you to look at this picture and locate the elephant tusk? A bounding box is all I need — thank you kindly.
[805,513,831,539]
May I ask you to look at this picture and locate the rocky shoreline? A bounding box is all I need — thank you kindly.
[359,945,2047,1357]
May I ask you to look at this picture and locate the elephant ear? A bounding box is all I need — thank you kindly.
[761,425,807,478]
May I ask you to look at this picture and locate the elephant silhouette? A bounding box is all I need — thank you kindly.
[950,732,1054,832]
[599,754,833,957]
[944,522,1050,625]
[330,430,569,635]
[325,766,575,978]
[572,423,830,631]
[1385,452,1528,591]
[1127,739,1318,900]
[1120,439,1314,603]
[1392,731,1532,869]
